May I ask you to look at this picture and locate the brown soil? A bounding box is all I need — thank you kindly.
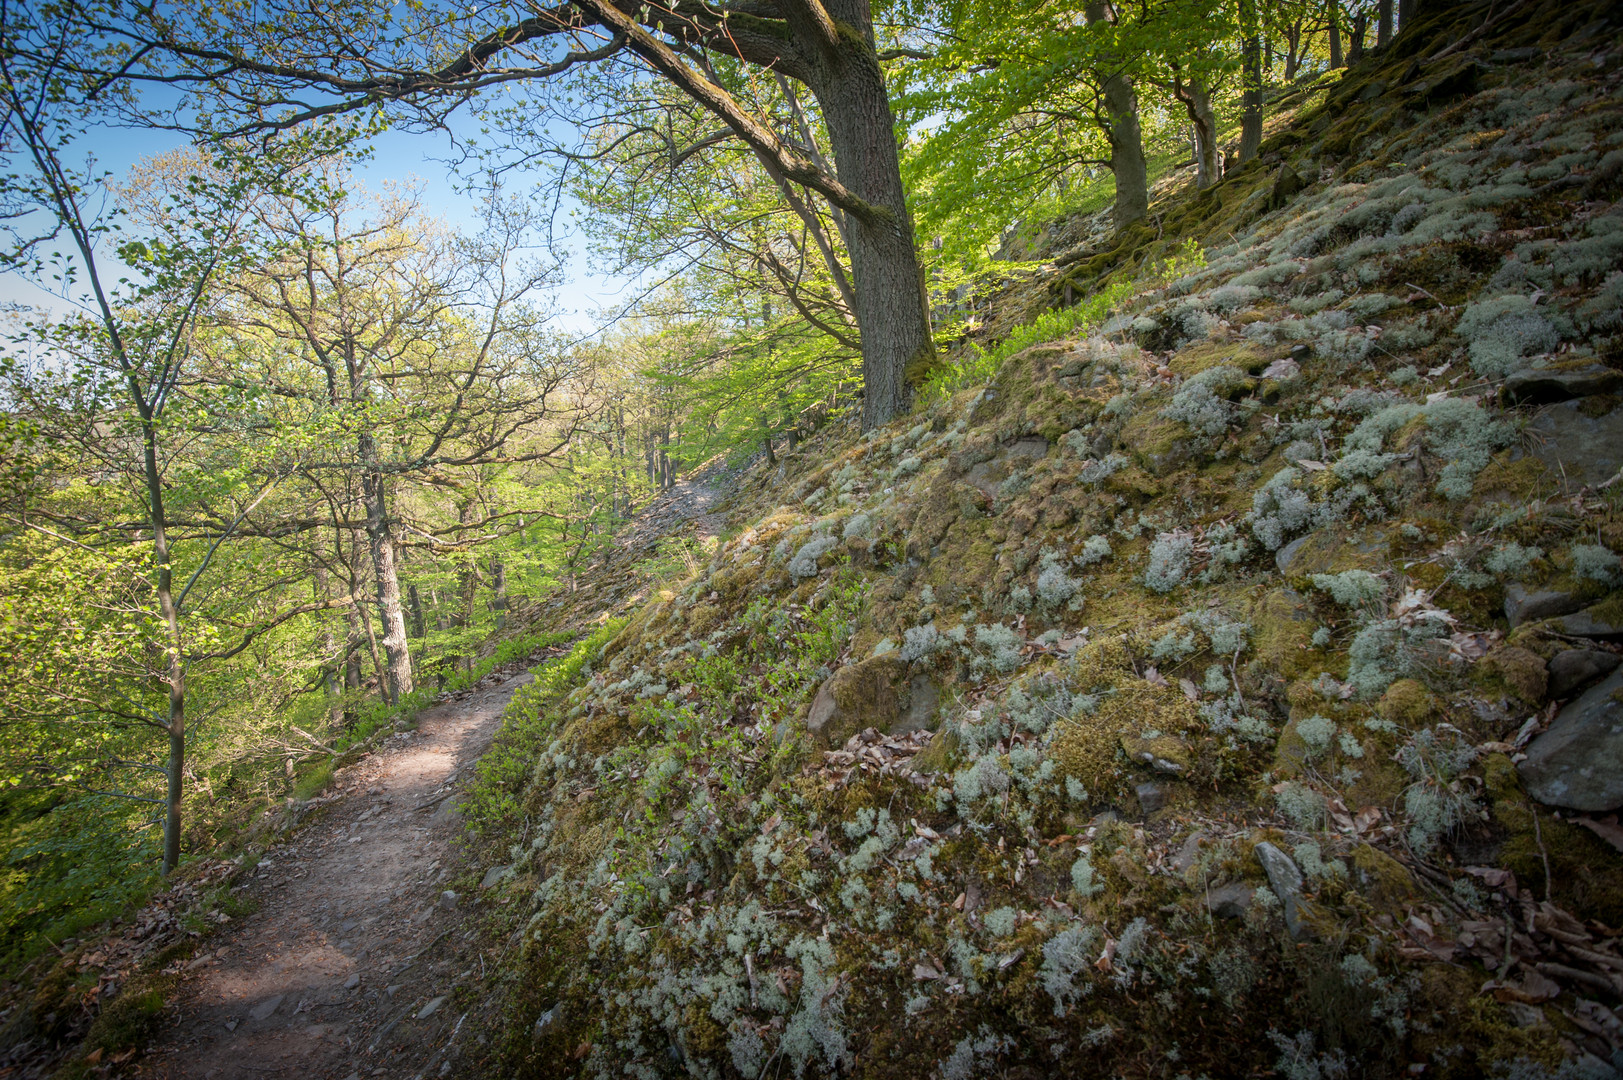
[145,671,530,1080]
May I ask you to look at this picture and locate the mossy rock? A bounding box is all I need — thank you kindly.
[1249,587,1318,682]
[1117,413,1189,476]
[1350,842,1416,908]
[1476,645,1548,707]
[805,652,912,747]
[1378,678,1438,726]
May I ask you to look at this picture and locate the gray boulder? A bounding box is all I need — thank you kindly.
[1548,649,1622,699]
[1519,668,1623,812]
[1504,583,1586,627]
[1502,364,1623,405]
[1519,401,1623,490]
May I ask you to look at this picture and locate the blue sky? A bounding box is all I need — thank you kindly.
[0,110,627,336]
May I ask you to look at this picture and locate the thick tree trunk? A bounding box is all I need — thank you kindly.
[1175,77,1220,189]
[1239,0,1264,163]
[1103,74,1149,228]
[359,445,412,705]
[762,436,776,465]
[1349,13,1368,63]
[811,5,935,431]
[1377,0,1394,45]
[1398,0,1418,31]
[1329,0,1344,68]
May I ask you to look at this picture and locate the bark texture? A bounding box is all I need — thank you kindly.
[360,444,413,705]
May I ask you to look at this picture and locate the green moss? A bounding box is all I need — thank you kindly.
[1378,679,1437,726]
[1476,646,1548,707]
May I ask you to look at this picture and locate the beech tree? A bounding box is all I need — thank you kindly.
[60,0,937,430]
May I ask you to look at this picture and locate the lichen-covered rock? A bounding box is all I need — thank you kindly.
[1519,668,1623,812]
[1501,363,1623,405]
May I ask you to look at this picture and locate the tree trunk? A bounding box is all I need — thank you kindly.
[763,436,776,465]
[359,444,413,704]
[143,424,185,875]
[1329,0,1344,68]
[810,3,936,431]
[1349,12,1368,63]
[1377,0,1394,46]
[1175,76,1220,189]
[1239,0,1264,163]
[1398,0,1418,32]
[490,555,508,632]
[407,582,426,639]
[1103,74,1149,228]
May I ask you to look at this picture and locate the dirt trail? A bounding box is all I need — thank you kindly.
[147,671,530,1080]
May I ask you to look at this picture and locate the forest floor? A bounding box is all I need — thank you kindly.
[144,668,532,1080]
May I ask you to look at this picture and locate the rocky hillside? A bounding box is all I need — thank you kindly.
[467,3,1623,1076]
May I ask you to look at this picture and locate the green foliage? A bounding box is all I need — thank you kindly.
[918,279,1138,405]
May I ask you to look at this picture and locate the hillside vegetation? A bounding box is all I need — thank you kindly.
[457,3,1623,1077]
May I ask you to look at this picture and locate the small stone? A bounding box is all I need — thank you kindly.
[1489,46,1538,62]
[1548,649,1622,699]
[480,866,511,890]
[1206,882,1254,920]
[386,984,402,997]
[1254,841,1315,941]
[1503,583,1585,627]
[438,890,459,911]
[417,995,446,1020]
[1135,782,1168,815]
[224,1020,238,1032]
[1519,668,1623,812]
[533,1003,564,1041]
[344,973,361,990]
[249,994,284,1022]
[1171,831,1206,873]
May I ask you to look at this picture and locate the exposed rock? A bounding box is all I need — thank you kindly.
[417,995,446,1020]
[1548,649,1622,699]
[248,995,284,1022]
[480,865,511,890]
[893,675,940,734]
[1518,668,1623,812]
[533,1002,564,1041]
[1171,831,1206,873]
[1554,604,1623,639]
[806,653,912,746]
[1135,782,1168,814]
[344,973,361,990]
[1120,733,1191,774]
[1206,882,1254,920]
[1502,363,1623,405]
[1254,841,1315,941]
[1518,401,1623,489]
[438,890,459,911]
[1504,583,1586,627]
